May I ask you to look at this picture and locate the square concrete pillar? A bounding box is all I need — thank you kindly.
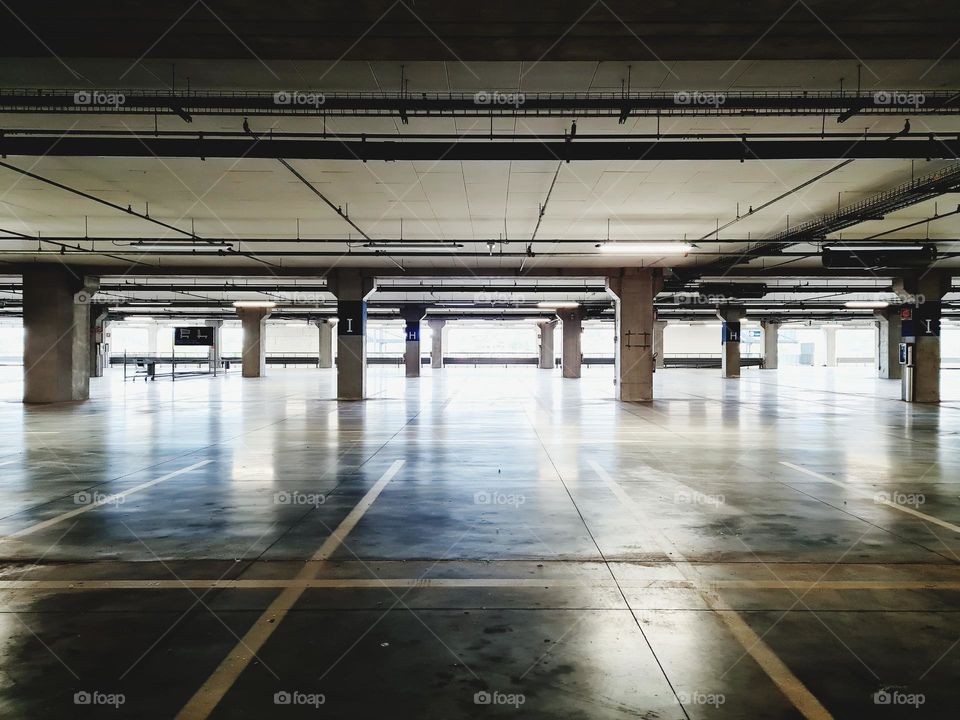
[537,319,557,369]
[556,307,584,378]
[874,308,902,380]
[824,325,838,367]
[23,266,98,403]
[400,305,427,378]
[236,307,271,377]
[315,318,336,368]
[761,320,779,370]
[328,270,376,400]
[606,269,662,401]
[897,273,950,403]
[428,319,446,368]
[205,319,223,372]
[89,303,110,378]
[717,305,745,378]
[653,319,666,370]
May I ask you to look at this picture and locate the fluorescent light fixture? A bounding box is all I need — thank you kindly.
[232,300,277,308]
[537,301,579,308]
[596,243,695,254]
[844,301,890,309]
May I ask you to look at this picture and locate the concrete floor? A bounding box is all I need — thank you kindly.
[0,365,958,718]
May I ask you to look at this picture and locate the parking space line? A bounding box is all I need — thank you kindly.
[589,459,833,720]
[175,459,405,720]
[780,462,960,534]
[5,460,214,540]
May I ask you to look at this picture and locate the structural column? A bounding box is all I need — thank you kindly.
[328,269,376,400]
[717,305,745,378]
[875,308,902,380]
[606,269,662,401]
[205,319,223,372]
[556,307,584,378]
[761,319,779,370]
[428,319,446,369]
[23,266,99,403]
[537,319,557,369]
[824,325,838,367]
[898,273,950,403]
[400,305,427,378]
[653,319,666,370]
[315,318,336,369]
[236,307,271,378]
[89,303,110,378]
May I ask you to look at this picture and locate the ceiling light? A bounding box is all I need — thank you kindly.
[537,301,579,308]
[233,301,277,308]
[596,243,695,254]
[844,300,890,309]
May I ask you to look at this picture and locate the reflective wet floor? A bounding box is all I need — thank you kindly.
[0,365,958,718]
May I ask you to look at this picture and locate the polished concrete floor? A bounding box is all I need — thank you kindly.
[0,364,958,718]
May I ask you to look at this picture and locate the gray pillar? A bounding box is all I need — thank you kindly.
[315,318,336,369]
[606,269,662,401]
[761,320,779,370]
[328,270,376,400]
[824,325,838,367]
[898,273,950,403]
[537,319,557,369]
[653,319,666,369]
[236,307,270,378]
[205,319,223,371]
[717,305,745,378]
[428,319,446,369]
[89,303,110,378]
[875,309,902,380]
[146,322,158,355]
[23,266,98,403]
[556,307,584,378]
[400,305,427,378]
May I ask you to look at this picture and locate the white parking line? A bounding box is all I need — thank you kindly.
[5,460,214,539]
[176,459,405,720]
[780,462,960,534]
